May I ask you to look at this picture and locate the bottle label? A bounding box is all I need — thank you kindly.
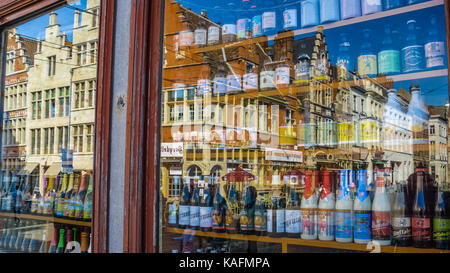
[285,209,302,234]
[254,209,267,232]
[301,208,317,235]
[358,54,377,76]
[212,208,224,229]
[207,26,220,44]
[283,9,298,29]
[197,79,211,95]
[433,218,450,241]
[179,31,194,47]
[276,210,285,233]
[276,66,290,85]
[213,77,227,94]
[83,200,92,219]
[57,199,65,216]
[200,206,213,228]
[301,2,319,27]
[353,210,372,240]
[318,209,334,237]
[267,209,273,233]
[190,205,200,227]
[222,24,237,36]
[372,211,391,240]
[362,0,382,14]
[357,190,369,202]
[194,29,207,45]
[341,0,361,19]
[168,203,178,225]
[378,50,400,74]
[237,18,251,39]
[392,217,412,239]
[240,210,249,231]
[260,71,276,89]
[425,41,445,68]
[412,217,432,241]
[179,205,190,226]
[262,12,276,30]
[226,75,241,92]
[75,202,84,218]
[402,45,423,72]
[252,15,263,37]
[335,210,352,239]
[243,73,258,90]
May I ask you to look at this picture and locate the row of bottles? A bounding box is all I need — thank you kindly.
[0,219,91,253]
[337,17,445,78]
[6,173,93,221]
[180,0,431,47]
[190,16,444,97]
[168,169,449,250]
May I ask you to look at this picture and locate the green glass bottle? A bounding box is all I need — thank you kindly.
[56,228,65,253]
[83,174,93,221]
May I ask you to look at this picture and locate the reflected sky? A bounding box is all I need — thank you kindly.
[16,0,87,42]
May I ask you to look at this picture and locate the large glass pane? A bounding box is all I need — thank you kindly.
[0,0,100,253]
[159,0,450,253]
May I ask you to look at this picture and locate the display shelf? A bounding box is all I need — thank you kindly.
[191,0,444,55]
[166,227,450,253]
[0,212,91,227]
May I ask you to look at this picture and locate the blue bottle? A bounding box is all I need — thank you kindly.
[378,24,400,75]
[336,32,353,78]
[401,20,424,73]
[301,0,320,28]
[282,0,299,30]
[383,0,404,10]
[320,0,340,24]
[424,15,446,69]
[262,0,277,36]
[361,0,382,15]
[358,29,377,77]
[406,0,427,5]
[251,0,263,37]
[340,0,361,20]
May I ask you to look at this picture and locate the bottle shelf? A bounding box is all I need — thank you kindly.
[0,212,91,227]
[165,227,450,253]
[190,0,444,55]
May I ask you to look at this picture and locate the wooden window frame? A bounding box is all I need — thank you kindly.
[0,0,115,253]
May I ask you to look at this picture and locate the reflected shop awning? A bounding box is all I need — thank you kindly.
[44,162,61,177]
[17,162,39,176]
[73,160,93,172]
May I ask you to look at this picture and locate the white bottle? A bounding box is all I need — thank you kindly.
[335,170,353,243]
[318,170,335,241]
[371,169,391,246]
[353,170,372,244]
[301,170,318,240]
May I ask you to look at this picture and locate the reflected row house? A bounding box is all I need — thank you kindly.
[1,0,100,195]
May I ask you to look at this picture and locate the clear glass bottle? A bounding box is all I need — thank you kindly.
[401,20,424,73]
[358,29,377,77]
[301,0,320,28]
[424,15,446,69]
[378,24,400,75]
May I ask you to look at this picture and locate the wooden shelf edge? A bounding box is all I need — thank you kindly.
[0,212,92,227]
[165,227,450,253]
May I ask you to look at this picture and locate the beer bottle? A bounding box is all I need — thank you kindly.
[226,183,240,234]
[56,228,65,253]
[48,225,59,253]
[80,231,89,253]
[372,169,391,246]
[75,173,89,220]
[200,178,213,232]
[433,186,449,250]
[268,181,285,238]
[67,174,81,218]
[254,192,268,236]
[318,170,335,241]
[285,184,301,238]
[336,170,353,243]
[353,170,372,244]
[240,181,256,235]
[212,180,226,233]
[56,174,68,217]
[178,177,191,229]
[189,178,200,230]
[83,174,93,221]
[412,170,432,248]
[391,182,412,247]
[62,174,74,218]
[301,170,318,240]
